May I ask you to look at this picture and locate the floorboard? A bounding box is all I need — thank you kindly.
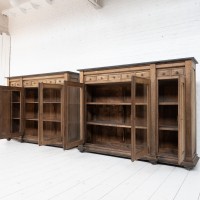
[0,140,199,200]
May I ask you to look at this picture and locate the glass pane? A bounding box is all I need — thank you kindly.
[135,129,147,154]
[43,88,61,102]
[43,121,62,142]
[67,86,80,142]
[135,105,147,127]
[158,79,178,103]
[135,83,147,103]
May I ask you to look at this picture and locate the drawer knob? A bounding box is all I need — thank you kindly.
[175,71,179,75]
[162,72,165,75]
[113,76,115,79]
[141,73,143,76]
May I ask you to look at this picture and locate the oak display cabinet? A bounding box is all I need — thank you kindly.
[0,71,83,149]
[78,57,199,169]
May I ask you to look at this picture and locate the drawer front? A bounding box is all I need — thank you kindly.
[38,80,47,84]
[56,79,64,84]
[31,80,38,87]
[10,81,21,87]
[171,68,184,76]
[121,73,135,80]
[46,79,56,84]
[23,81,32,87]
[97,75,108,81]
[108,74,121,81]
[157,69,171,77]
[85,76,97,82]
[135,71,150,78]
[23,80,39,87]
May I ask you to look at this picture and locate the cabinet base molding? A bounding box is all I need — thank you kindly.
[78,144,131,158]
[182,154,199,170]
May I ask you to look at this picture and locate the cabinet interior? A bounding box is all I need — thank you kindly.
[11,91,21,134]
[86,83,132,155]
[158,79,178,157]
[42,87,62,144]
[24,88,38,140]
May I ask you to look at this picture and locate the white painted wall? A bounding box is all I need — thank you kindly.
[8,0,200,153]
[0,14,9,85]
[0,33,10,85]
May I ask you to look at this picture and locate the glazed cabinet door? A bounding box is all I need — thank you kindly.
[178,76,185,164]
[63,81,84,149]
[0,86,23,140]
[39,83,63,146]
[131,77,150,160]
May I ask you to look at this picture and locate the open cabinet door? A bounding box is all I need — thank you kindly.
[0,86,23,140]
[131,77,150,160]
[63,81,84,149]
[178,76,185,165]
[0,86,11,139]
[39,83,63,146]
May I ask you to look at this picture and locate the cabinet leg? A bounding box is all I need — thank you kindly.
[7,138,11,141]
[150,160,157,165]
[78,145,85,152]
[184,166,192,170]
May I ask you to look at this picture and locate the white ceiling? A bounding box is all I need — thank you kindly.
[0,0,10,12]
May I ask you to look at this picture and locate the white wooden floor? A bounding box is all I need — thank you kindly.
[0,140,200,200]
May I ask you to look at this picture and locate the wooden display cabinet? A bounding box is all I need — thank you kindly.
[78,57,199,168]
[0,71,83,149]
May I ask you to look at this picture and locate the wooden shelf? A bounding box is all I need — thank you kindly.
[135,126,147,129]
[12,102,20,104]
[25,118,38,121]
[43,101,61,104]
[43,119,61,122]
[12,117,20,120]
[25,101,39,104]
[87,121,131,128]
[87,102,131,105]
[135,103,147,106]
[159,126,178,131]
[159,102,178,105]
